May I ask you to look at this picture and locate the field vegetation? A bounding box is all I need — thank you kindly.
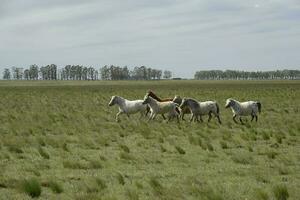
[0,80,299,199]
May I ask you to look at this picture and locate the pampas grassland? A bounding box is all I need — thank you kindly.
[0,80,299,199]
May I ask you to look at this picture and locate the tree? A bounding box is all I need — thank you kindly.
[50,64,57,80]
[163,70,172,79]
[121,66,130,80]
[82,67,88,80]
[29,64,39,80]
[100,65,110,80]
[12,67,23,80]
[64,65,71,80]
[24,69,30,80]
[194,70,300,80]
[3,68,11,80]
[88,67,95,80]
[156,70,162,79]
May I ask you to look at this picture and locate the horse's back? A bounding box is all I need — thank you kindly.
[158,101,174,106]
[200,101,215,106]
[156,101,176,114]
[199,101,217,114]
[240,101,258,115]
[124,100,147,113]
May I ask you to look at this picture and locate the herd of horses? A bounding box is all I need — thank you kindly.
[108,90,262,125]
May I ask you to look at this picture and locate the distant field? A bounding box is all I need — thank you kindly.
[0,80,299,199]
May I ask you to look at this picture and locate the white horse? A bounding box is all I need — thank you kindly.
[108,96,147,121]
[199,101,221,124]
[225,98,261,124]
[179,98,222,124]
[142,95,179,122]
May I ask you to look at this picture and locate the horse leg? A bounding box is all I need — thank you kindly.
[152,113,157,120]
[145,109,149,117]
[181,113,185,121]
[217,116,222,124]
[140,111,145,119]
[214,112,221,123]
[233,114,238,123]
[167,115,171,122]
[161,114,166,120]
[208,112,212,122]
[239,117,244,125]
[251,114,254,122]
[116,111,122,122]
[199,115,203,123]
[169,112,176,122]
[255,115,258,122]
[174,110,180,122]
[147,112,153,121]
[190,114,194,122]
[193,114,197,122]
[197,115,201,123]
[145,106,151,117]
[167,112,173,122]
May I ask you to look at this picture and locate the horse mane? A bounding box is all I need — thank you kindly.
[114,95,125,102]
[115,95,124,99]
[228,98,238,103]
[184,98,198,103]
[147,90,162,101]
[147,90,173,102]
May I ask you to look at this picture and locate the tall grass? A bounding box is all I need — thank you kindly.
[0,80,299,199]
[22,178,41,198]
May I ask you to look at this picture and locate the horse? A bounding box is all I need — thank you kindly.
[225,98,261,124]
[108,96,147,122]
[142,95,179,122]
[179,98,222,123]
[146,90,182,118]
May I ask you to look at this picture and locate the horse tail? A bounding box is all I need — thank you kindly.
[257,102,261,113]
[215,102,220,114]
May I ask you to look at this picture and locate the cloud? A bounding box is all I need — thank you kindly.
[0,0,299,78]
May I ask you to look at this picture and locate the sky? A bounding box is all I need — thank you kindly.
[0,0,300,78]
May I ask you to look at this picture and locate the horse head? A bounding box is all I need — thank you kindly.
[225,98,235,108]
[142,95,150,105]
[179,98,188,108]
[147,89,153,94]
[108,96,117,106]
[173,95,182,104]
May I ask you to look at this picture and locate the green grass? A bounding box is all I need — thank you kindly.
[42,180,63,194]
[22,178,41,198]
[273,184,289,200]
[0,80,299,199]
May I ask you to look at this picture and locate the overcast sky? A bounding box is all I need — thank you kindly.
[0,0,299,78]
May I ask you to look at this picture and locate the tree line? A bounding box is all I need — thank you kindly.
[2,65,173,80]
[194,70,300,80]
[100,65,172,80]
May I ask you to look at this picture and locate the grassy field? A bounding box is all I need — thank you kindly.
[0,80,299,200]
